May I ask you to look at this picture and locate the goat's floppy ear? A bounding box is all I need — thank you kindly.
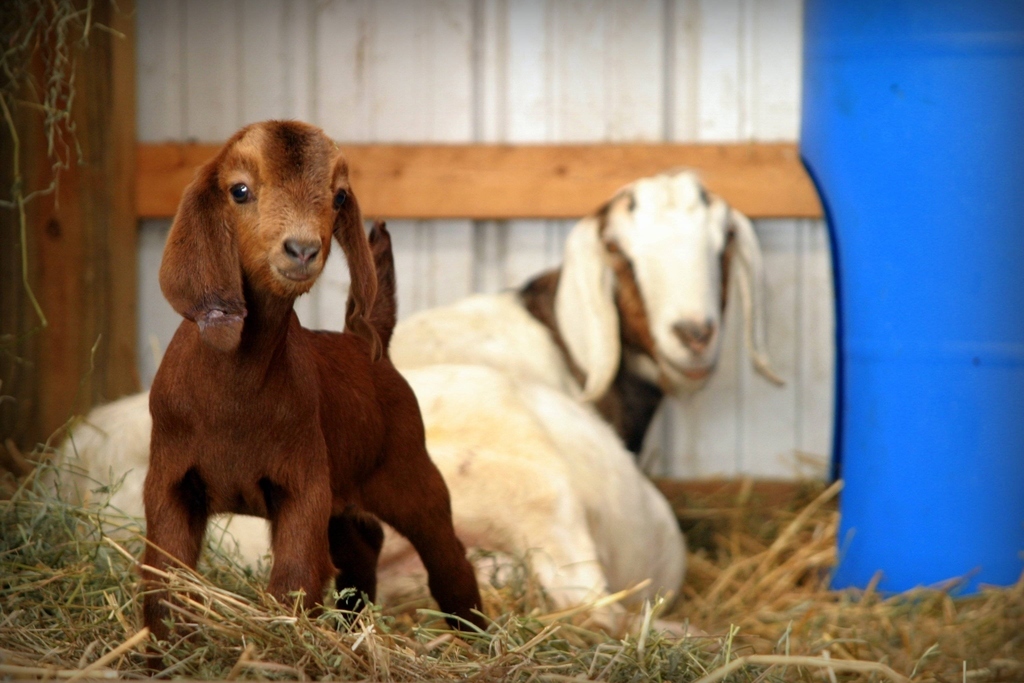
[335,188,382,361]
[159,163,246,352]
[729,209,784,385]
[555,216,620,401]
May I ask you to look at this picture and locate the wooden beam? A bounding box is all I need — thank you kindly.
[137,142,822,220]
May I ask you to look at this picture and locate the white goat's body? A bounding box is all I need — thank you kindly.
[53,391,151,517]
[384,364,684,609]
[53,364,685,615]
[392,292,579,396]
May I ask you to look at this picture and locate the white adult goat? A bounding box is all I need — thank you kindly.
[390,169,782,453]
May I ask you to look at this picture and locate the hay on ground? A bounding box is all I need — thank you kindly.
[0,467,1020,681]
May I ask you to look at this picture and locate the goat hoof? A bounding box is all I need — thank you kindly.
[447,611,487,633]
[334,590,370,618]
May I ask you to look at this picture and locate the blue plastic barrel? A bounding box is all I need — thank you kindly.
[801,0,1024,593]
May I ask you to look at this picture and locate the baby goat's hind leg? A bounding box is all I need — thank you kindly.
[328,512,384,613]
[363,444,485,632]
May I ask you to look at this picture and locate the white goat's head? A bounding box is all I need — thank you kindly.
[554,170,783,401]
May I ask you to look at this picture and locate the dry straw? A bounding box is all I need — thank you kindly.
[0,465,1021,681]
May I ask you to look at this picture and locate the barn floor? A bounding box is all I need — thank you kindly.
[658,480,1024,682]
[0,476,1021,681]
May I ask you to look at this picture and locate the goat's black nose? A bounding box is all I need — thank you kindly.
[673,320,715,354]
[283,238,321,265]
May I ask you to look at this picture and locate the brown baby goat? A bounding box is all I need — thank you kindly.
[142,121,483,650]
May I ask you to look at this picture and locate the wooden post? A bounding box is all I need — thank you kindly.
[0,0,138,449]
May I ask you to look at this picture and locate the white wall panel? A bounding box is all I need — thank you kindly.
[239,0,289,123]
[604,0,666,141]
[694,0,744,140]
[750,0,803,140]
[183,0,240,139]
[136,0,185,141]
[135,0,833,480]
[796,219,835,477]
[549,1,607,142]
[739,219,801,478]
[136,220,175,385]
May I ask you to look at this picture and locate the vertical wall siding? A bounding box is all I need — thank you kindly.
[135,0,833,480]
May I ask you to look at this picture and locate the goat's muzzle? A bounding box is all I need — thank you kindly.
[673,319,714,355]
[284,238,321,266]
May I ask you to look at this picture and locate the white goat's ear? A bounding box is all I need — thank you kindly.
[555,216,620,401]
[730,209,785,386]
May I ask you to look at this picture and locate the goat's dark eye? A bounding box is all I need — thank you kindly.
[229,183,250,203]
[333,189,348,211]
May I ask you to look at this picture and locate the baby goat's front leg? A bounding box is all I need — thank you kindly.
[142,459,209,649]
[264,475,335,611]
